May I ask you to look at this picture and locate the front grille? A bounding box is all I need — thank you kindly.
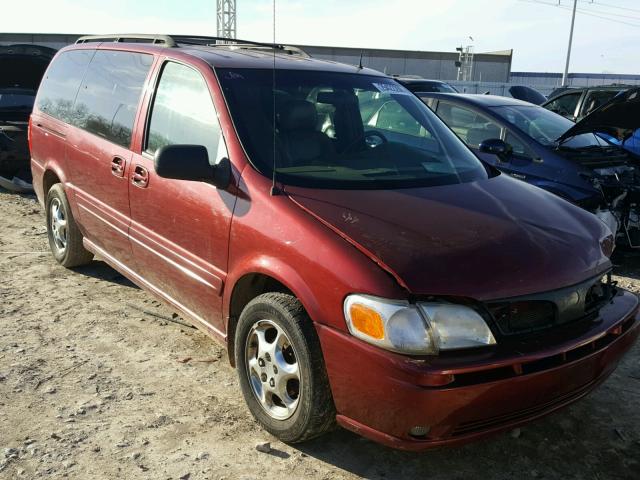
[585,280,611,312]
[489,301,556,335]
[448,314,635,388]
[486,273,615,338]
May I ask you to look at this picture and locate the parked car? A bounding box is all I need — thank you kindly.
[30,35,639,450]
[0,44,55,189]
[418,91,640,247]
[542,84,632,123]
[394,76,459,94]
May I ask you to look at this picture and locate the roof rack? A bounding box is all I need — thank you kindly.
[172,35,308,56]
[76,34,176,46]
[74,34,309,56]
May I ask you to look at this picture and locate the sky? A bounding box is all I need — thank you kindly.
[3,0,640,74]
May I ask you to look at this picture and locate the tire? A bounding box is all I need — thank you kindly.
[235,292,336,443]
[45,183,93,268]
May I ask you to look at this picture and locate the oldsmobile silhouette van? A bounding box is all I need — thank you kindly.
[30,34,639,450]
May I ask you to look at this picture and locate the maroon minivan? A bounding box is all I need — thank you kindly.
[30,34,639,450]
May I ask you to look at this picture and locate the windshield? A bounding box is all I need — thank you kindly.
[490,105,608,149]
[217,69,487,189]
[0,88,35,111]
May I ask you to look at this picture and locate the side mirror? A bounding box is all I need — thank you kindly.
[154,145,231,189]
[478,138,512,160]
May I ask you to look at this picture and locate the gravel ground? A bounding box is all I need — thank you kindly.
[1,189,639,480]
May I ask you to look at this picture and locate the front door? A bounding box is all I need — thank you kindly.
[128,60,235,335]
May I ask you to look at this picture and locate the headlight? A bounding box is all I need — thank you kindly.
[344,294,496,355]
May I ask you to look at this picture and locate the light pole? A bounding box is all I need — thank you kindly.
[562,0,578,87]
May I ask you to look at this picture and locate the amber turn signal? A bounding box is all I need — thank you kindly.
[349,303,385,340]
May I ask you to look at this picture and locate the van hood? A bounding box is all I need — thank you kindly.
[286,175,612,301]
[0,44,55,90]
[557,87,640,144]
[508,85,547,105]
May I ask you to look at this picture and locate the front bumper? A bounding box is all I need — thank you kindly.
[317,289,640,451]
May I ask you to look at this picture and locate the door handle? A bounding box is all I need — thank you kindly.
[131,165,149,188]
[111,156,126,178]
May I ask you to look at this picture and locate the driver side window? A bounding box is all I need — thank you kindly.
[545,92,580,119]
[505,131,532,157]
[146,61,225,164]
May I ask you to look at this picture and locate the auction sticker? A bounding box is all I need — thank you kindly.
[373,83,412,95]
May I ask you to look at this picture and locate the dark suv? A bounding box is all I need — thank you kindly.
[29,34,639,450]
[0,43,55,187]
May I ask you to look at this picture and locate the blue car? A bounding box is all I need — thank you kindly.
[418,89,640,247]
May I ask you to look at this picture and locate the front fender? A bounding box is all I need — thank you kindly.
[224,168,406,337]
[223,253,323,332]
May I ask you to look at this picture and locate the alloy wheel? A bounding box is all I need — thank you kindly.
[49,198,68,252]
[245,319,301,420]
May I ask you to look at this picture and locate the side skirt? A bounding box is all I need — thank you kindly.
[83,237,228,348]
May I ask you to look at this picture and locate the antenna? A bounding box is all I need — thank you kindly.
[358,50,364,70]
[270,0,280,196]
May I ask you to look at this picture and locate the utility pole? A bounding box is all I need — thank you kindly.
[217,0,237,40]
[562,0,578,87]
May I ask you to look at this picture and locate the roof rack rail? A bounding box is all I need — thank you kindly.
[74,34,308,56]
[76,34,176,46]
[171,35,309,56]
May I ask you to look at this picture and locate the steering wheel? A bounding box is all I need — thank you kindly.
[364,130,388,148]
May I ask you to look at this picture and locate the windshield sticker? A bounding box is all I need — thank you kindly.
[373,83,411,96]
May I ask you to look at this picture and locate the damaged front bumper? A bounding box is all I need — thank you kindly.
[317,288,639,450]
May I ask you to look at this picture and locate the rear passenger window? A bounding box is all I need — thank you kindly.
[146,62,222,163]
[36,50,93,123]
[74,50,152,147]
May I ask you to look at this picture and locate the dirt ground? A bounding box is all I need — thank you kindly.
[1,189,639,480]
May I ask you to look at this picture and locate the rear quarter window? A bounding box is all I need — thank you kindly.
[36,50,93,122]
[73,50,153,147]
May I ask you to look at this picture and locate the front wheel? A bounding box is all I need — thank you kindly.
[235,292,335,443]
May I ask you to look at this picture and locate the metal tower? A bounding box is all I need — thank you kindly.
[217,0,237,40]
[455,45,474,82]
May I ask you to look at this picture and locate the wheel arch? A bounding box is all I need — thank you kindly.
[42,168,63,197]
[224,257,323,367]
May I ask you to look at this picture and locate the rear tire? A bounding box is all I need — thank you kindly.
[235,292,336,443]
[46,184,93,268]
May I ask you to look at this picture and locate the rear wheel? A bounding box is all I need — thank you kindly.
[235,292,335,443]
[46,184,93,267]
